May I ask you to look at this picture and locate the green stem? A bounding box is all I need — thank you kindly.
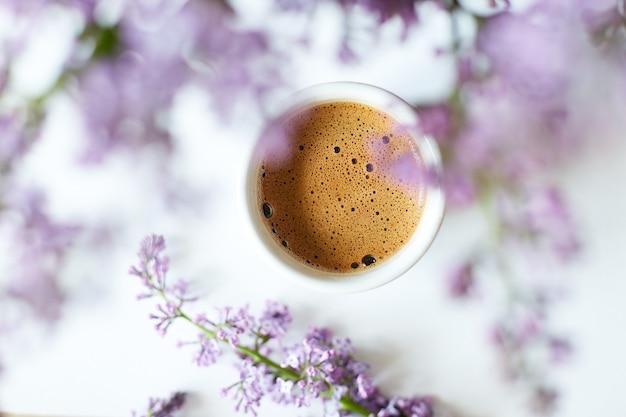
[339,397,373,416]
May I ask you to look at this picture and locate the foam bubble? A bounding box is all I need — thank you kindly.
[362,254,376,266]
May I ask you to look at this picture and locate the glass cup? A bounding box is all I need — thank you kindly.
[243,82,445,293]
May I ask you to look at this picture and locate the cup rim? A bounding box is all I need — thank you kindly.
[242,81,445,293]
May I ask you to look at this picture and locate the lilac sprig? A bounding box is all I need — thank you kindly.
[417,1,594,411]
[442,185,576,413]
[491,302,571,414]
[134,391,186,417]
[129,235,198,336]
[0,188,81,336]
[130,235,435,417]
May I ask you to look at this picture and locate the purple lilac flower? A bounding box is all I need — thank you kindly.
[355,373,376,399]
[138,234,167,264]
[1,189,80,323]
[135,391,186,417]
[547,337,572,364]
[129,234,169,291]
[337,0,420,27]
[0,114,25,168]
[531,385,558,414]
[415,104,452,141]
[280,326,398,413]
[441,168,476,207]
[269,376,311,408]
[0,111,45,172]
[193,336,223,367]
[436,0,591,209]
[478,1,578,100]
[68,0,290,161]
[446,260,476,298]
[214,306,256,347]
[451,83,574,184]
[71,0,99,21]
[129,235,202,337]
[435,7,585,405]
[74,50,180,162]
[577,0,626,45]
[222,358,274,415]
[150,301,180,336]
[0,0,49,15]
[275,0,423,27]
[490,290,571,412]
[178,0,284,121]
[385,396,433,417]
[258,300,292,339]
[496,186,580,262]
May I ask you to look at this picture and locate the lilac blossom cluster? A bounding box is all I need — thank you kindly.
[130,235,434,417]
[490,292,573,414]
[0,190,80,323]
[133,391,187,417]
[410,0,623,412]
[1,0,284,162]
[0,0,288,375]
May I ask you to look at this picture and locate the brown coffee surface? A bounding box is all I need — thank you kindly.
[256,101,425,274]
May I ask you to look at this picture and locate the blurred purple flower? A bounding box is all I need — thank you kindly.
[179,0,284,120]
[134,391,186,417]
[1,0,49,15]
[3,0,97,17]
[416,104,452,141]
[71,0,287,161]
[497,186,580,262]
[194,336,222,367]
[441,168,476,207]
[1,189,80,323]
[577,0,626,46]
[275,0,423,28]
[435,1,590,216]
[75,50,181,162]
[446,260,476,298]
[548,337,573,364]
[393,396,433,417]
[461,87,571,177]
[531,386,559,414]
[490,292,571,412]
[0,114,24,168]
[0,112,45,171]
[478,1,579,100]
[337,0,420,27]
[439,47,583,415]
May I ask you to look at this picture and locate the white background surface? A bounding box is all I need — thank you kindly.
[1,2,626,416]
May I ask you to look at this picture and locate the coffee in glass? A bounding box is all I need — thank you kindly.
[245,82,444,292]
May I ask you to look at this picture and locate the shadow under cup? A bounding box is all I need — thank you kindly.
[245,82,445,293]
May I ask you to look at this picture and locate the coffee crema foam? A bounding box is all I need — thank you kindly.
[256,101,426,274]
